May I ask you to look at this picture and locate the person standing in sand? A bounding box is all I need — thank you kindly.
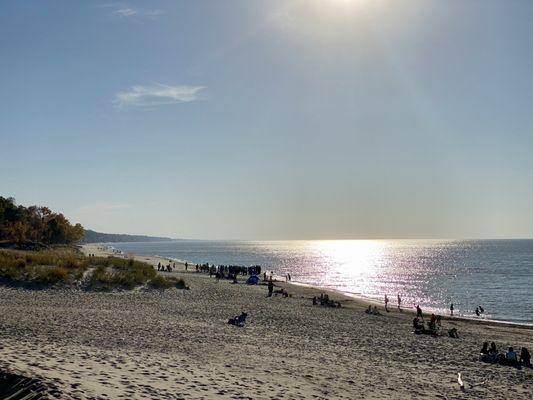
[384,295,389,312]
[450,303,454,316]
[397,294,401,310]
[416,304,423,318]
[267,280,274,297]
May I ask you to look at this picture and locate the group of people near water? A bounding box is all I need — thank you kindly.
[377,301,458,337]
[157,262,175,272]
[312,293,342,308]
[480,342,531,368]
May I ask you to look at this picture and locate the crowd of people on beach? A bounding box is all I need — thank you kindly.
[480,342,531,368]
[157,262,175,272]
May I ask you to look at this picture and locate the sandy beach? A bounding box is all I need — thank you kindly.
[0,243,531,399]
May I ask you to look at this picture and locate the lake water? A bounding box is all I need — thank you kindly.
[110,239,533,324]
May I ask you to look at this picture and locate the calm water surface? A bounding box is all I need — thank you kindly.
[111,240,533,323]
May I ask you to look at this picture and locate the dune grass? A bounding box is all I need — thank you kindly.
[88,257,157,290]
[148,274,188,290]
[0,249,185,290]
[0,248,87,286]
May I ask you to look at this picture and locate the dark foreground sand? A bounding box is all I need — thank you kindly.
[0,245,531,399]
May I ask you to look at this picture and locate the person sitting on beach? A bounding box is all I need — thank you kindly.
[520,347,531,368]
[228,312,248,327]
[489,342,498,355]
[504,347,519,366]
[413,317,424,333]
[365,305,372,314]
[372,306,380,315]
[448,328,459,338]
[428,313,437,334]
[480,342,490,362]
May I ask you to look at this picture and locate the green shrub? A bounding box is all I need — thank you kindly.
[149,275,187,290]
[33,266,69,284]
[148,275,173,289]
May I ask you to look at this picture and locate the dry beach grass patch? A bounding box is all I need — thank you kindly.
[0,249,184,290]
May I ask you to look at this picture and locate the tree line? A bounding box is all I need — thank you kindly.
[0,197,84,245]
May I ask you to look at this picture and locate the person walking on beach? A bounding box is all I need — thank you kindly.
[185,262,188,271]
[416,304,423,318]
[397,294,401,310]
[450,303,454,316]
[267,280,274,297]
[288,273,291,281]
[384,295,389,312]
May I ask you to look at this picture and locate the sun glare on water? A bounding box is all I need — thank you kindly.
[312,240,386,293]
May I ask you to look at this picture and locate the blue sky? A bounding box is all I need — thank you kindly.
[1,0,532,239]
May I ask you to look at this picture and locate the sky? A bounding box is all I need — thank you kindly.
[1,0,533,240]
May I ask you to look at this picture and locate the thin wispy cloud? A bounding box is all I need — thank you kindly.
[114,84,205,109]
[109,5,163,20]
[114,7,137,18]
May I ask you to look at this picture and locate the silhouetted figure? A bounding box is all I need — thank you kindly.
[475,307,480,316]
[520,347,531,367]
[490,342,498,355]
[384,295,389,312]
[416,304,423,318]
[228,312,248,327]
[478,305,484,314]
[267,280,274,297]
[450,303,454,316]
[397,294,401,310]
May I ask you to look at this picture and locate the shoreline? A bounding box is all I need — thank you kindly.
[81,243,533,330]
[0,243,529,399]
